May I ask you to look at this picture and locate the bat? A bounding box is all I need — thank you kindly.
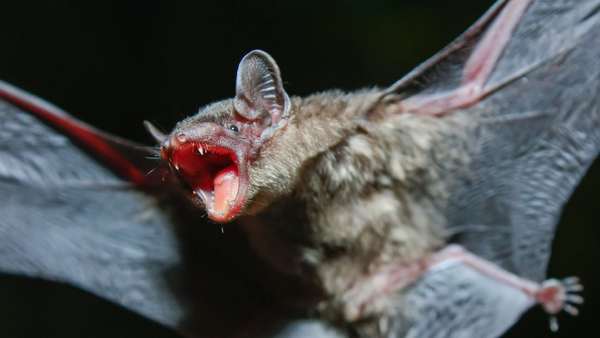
[0,0,598,337]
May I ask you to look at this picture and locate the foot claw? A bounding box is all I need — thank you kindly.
[549,316,559,332]
[565,283,584,292]
[564,304,579,316]
[566,294,584,305]
[562,276,580,285]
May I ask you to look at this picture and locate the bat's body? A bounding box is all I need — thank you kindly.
[157,1,583,335]
[234,90,470,326]
[0,0,599,337]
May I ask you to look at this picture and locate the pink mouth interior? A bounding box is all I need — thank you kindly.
[214,166,239,215]
[171,143,240,219]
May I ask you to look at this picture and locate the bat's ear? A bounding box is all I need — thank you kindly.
[234,50,290,126]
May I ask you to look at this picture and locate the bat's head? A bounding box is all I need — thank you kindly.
[155,50,292,223]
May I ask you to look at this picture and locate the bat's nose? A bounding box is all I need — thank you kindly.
[168,122,222,149]
[162,122,225,162]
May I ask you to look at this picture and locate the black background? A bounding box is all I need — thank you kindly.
[0,0,598,337]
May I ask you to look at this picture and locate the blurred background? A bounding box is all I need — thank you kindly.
[0,0,597,337]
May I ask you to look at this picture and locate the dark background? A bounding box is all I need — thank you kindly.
[0,0,597,337]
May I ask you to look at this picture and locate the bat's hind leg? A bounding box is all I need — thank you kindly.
[398,0,533,116]
[429,245,584,332]
[340,244,583,334]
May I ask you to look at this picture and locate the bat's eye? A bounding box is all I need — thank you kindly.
[228,124,239,133]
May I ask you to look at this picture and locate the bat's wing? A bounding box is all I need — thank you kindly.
[0,81,335,338]
[380,0,600,336]
[0,81,184,324]
[448,0,600,281]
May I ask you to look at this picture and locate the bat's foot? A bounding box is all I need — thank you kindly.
[535,277,584,332]
[420,245,585,333]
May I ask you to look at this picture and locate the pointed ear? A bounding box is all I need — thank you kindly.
[234,50,290,125]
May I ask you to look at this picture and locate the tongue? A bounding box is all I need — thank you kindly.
[213,166,239,216]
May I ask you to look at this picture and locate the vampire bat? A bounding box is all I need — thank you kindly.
[1,0,599,337]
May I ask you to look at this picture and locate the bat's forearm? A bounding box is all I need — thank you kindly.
[393,0,533,116]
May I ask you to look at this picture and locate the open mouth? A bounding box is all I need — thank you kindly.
[169,142,243,222]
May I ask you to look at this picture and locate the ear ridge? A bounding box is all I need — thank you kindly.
[234,50,290,125]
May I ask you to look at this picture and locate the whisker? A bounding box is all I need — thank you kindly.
[145,167,160,177]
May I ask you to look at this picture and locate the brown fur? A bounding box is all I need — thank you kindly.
[232,89,474,335]
[170,78,474,336]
